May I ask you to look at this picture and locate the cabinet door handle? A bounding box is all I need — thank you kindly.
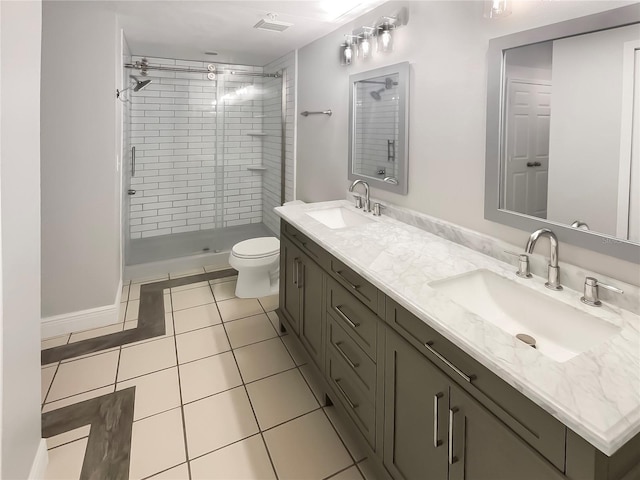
[298,262,305,289]
[335,378,359,409]
[433,393,443,447]
[293,258,299,287]
[335,270,360,291]
[424,342,474,383]
[334,305,360,329]
[335,341,359,369]
[449,407,458,465]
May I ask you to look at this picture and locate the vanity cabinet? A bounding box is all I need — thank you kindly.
[276,220,640,480]
[279,233,324,369]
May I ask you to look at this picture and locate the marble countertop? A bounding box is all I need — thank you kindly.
[275,200,640,456]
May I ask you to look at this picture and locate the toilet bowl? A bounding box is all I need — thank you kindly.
[229,237,280,298]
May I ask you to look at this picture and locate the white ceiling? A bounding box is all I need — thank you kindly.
[115,1,387,66]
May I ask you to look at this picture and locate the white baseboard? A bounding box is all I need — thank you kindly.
[41,280,123,339]
[28,439,48,480]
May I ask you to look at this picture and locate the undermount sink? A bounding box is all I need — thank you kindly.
[430,269,621,362]
[305,207,374,229]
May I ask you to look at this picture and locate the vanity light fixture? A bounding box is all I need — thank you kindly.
[484,0,512,19]
[359,27,374,59]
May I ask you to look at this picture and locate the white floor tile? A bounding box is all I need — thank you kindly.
[263,410,352,480]
[258,294,279,312]
[41,334,70,350]
[300,363,327,405]
[175,325,230,364]
[47,350,119,402]
[266,311,283,335]
[211,280,237,302]
[126,299,141,322]
[60,347,120,364]
[164,294,172,313]
[172,286,214,311]
[46,425,91,450]
[44,438,88,480]
[129,407,186,480]
[246,369,319,430]
[117,367,181,421]
[119,302,127,323]
[224,313,277,349]
[41,365,57,403]
[122,284,130,303]
[324,406,367,462]
[330,465,365,480]
[169,267,205,279]
[183,386,259,459]
[147,463,190,479]
[217,297,263,322]
[179,352,242,404]
[171,280,209,293]
[118,337,177,381]
[173,303,221,335]
[42,386,115,413]
[281,334,311,366]
[69,323,123,343]
[234,338,295,383]
[129,283,141,301]
[190,435,276,480]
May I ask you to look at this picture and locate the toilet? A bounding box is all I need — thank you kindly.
[229,236,280,298]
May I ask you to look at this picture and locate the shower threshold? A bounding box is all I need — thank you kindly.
[127,223,275,266]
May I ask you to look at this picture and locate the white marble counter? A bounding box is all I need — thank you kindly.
[275,200,640,456]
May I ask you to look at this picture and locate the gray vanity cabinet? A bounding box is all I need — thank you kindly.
[383,327,449,480]
[279,229,325,369]
[384,326,566,480]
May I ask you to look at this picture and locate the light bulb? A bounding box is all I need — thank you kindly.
[344,44,353,64]
[360,36,371,58]
[378,26,393,53]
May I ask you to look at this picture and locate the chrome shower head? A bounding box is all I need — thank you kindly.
[130,75,152,92]
[370,88,384,101]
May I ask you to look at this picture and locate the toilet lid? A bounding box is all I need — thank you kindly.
[232,237,280,259]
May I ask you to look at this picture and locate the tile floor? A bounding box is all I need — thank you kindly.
[41,267,377,480]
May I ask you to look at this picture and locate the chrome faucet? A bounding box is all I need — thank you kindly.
[525,228,562,291]
[349,180,370,212]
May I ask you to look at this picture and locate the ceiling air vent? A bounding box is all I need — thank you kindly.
[253,14,292,32]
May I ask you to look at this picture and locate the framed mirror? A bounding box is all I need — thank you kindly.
[485,5,640,262]
[349,62,410,194]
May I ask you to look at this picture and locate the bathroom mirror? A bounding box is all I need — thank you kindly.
[485,5,640,262]
[349,62,409,194]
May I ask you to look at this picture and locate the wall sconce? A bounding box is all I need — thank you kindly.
[340,42,353,65]
[484,0,512,19]
[376,17,397,53]
[359,27,374,59]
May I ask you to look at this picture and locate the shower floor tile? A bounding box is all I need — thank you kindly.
[40,270,371,479]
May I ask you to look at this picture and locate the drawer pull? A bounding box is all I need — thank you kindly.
[449,407,459,464]
[335,341,359,369]
[334,305,360,329]
[335,270,360,291]
[433,393,443,448]
[335,378,359,409]
[424,342,474,383]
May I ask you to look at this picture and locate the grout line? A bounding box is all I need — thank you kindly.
[42,383,116,409]
[322,462,359,480]
[213,291,281,480]
[258,405,324,434]
[45,435,91,452]
[41,361,62,408]
[139,461,187,480]
[170,288,194,480]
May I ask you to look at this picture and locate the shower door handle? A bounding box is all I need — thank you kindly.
[128,189,136,196]
[131,146,136,177]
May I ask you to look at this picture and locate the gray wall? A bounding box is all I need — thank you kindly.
[1,1,44,477]
[296,0,640,285]
[41,1,121,317]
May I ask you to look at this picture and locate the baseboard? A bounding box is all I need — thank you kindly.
[28,439,48,480]
[41,279,123,339]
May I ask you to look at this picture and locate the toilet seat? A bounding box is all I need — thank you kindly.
[231,237,280,259]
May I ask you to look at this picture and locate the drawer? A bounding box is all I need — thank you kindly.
[282,222,327,269]
[326,277,378,361]
[327,349,376,448]
[328,257,380,315]
[327,314,377,403]
[385,297,566,471]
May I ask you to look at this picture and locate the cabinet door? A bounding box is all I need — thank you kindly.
[384,328,449,480]
[280,236,302,334]
[300,256,324,368]
[448,384,566,480]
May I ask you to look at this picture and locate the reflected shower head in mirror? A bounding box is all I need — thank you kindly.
[370,77,397,100]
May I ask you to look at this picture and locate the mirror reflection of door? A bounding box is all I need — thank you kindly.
[503,80,551,218]
[628,47,640,242]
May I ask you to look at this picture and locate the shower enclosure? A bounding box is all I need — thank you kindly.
[121,56,287,273]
